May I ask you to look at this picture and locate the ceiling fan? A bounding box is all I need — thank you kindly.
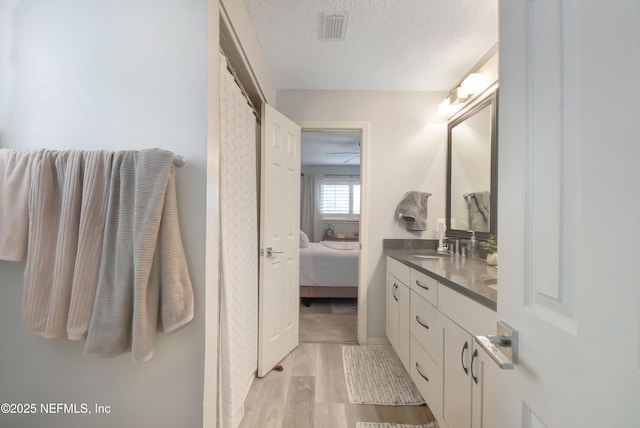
[325,151,360,163]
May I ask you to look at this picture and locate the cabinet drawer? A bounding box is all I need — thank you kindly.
[411,335,442,420]
[410,268,438,306]
[387,256,411,285]
[438,284,495,337]
[410,291,440,364]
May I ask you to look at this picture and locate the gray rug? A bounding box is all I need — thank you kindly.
[342,345,425,405]
[356,423,438,428]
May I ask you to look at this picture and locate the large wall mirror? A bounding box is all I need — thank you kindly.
[446,90,498,240]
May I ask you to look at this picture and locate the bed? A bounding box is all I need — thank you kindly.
[299,240,359,299]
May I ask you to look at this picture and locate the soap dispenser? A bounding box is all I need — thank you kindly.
[469,231,478,259]
[437,222,448,253]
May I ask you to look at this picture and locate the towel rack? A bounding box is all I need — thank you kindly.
[463,192,475,199]
[173,155,187,167]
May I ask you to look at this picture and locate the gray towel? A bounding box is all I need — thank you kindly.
[84,149,194,362]
[466,191,490,232]
[396,191,431,231]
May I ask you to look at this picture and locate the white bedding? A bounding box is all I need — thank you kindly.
[300,241,359,287]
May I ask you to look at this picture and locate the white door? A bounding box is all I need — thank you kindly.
[497,1,640,426]
[258,103,301,377]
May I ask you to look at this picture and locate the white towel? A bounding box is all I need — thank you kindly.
[84,149,194,362]
[396,191,430,231]
[23,150,113,339]
[0,149,33,261]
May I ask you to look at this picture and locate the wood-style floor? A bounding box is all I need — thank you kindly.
[238,299,436,428]
[299,298,358,344]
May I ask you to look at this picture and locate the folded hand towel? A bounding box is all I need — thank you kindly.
[85,149,194,362]
[0,149,33,261]
[396,191,430,231]
[23,150,113,339]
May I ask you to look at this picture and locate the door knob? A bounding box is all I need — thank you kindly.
[475,320,518,370]
[261,247,284,257]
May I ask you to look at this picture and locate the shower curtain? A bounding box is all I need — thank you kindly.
[219,53,258,428]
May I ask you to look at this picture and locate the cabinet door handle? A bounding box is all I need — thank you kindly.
[415,280,429,291]
[415,315,429,330]
[393,283,398,301]
[471,349,479,385]
[461,341,469,375]
[415,362,429,382]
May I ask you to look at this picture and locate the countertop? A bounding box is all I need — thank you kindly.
[384,244,498,311]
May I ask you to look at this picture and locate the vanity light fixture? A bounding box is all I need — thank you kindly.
[438,72,488,116]
[438,98,452,115]
[460,73,488,97]
[449,87,469,105]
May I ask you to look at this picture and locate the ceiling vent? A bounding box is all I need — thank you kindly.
[323,13,349,40]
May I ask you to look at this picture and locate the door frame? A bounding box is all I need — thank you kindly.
[298,121,370,345]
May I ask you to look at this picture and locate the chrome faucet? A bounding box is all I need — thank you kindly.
[446,238,459,256]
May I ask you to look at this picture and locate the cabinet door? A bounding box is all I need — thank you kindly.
[471,344,497,428]
[442,314,472,428]
[411,335,443,421]
[386,273,400,351]
[397,281,410,371]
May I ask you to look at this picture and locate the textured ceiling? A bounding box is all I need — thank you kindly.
[301,130,361,166]
[243,0,498,91]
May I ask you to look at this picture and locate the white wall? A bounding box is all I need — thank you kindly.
[0,1,212,427]
[278,90,447,339]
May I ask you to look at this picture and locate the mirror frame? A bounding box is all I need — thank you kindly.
[445,89,498,241]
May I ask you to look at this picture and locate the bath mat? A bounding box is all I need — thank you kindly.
[356,423,438,428]
[331,301,357,314]
[342,345,425,405]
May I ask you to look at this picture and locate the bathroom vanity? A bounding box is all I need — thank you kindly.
[385,242,498,428]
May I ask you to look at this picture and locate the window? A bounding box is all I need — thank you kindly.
[320,177,360,219]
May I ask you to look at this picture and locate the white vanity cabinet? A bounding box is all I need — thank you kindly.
[409,287,443,421]
[439,284,496,428]
[471,343,498,428]
[441,316,497,428]
[386,257,411,371]
[385,256,497,428]
[441,314,473,428]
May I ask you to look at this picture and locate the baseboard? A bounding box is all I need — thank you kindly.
[365,336,390,345]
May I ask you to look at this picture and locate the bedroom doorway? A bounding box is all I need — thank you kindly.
[298,123,369,344]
